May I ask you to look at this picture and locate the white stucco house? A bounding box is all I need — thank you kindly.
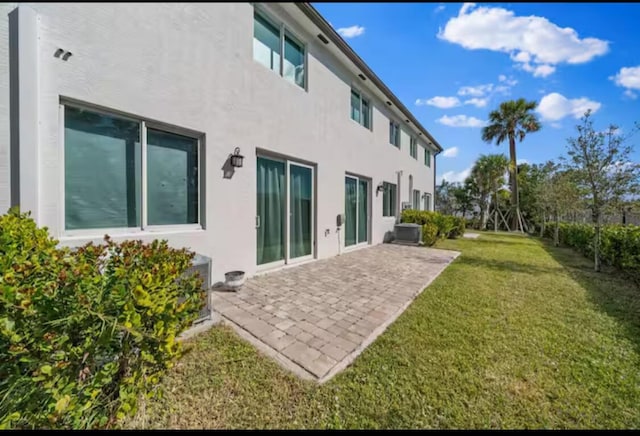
[0,2,444,283]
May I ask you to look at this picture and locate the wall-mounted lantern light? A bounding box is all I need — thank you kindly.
[230,147,244,168]
[376,182,385,194]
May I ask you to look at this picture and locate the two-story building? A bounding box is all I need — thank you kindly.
[0,2,443,282]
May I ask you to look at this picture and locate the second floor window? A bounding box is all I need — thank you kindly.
[410,137,418,159]
[389,121,400,148]
[253,10,306,89]
[425,148,431,167]
[350,89,371,129]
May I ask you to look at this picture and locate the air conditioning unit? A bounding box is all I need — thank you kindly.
[393,223,422,246]
[182,253,212,324]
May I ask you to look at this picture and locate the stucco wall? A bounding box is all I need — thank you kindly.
[1,3,438,282]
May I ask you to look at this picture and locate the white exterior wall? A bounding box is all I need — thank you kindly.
[0,3,439,283]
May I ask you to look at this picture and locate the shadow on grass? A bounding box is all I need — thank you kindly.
[538,236,640,354]
[455,253,566,276]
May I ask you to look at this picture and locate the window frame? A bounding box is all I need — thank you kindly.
[350,87,372,130]
[413,189,421,210]
[389,120,400,148]
[424,193,432,211]
[410,136,418,159]
[59,99,204,237]
[382,181,397,217]
[253,7,307,91]
[424,147,431,167]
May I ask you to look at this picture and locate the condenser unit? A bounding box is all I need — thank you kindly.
[182,253,212,323]
[393,223,422,245]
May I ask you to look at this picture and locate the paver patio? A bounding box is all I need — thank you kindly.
[211,243,459,382]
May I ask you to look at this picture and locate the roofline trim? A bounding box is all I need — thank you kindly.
[295,2,443,153]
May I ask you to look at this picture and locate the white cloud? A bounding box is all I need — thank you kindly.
[337,25,365,39]
[437,114,486,128]
[434,4,445,13]
[440,166,472,183]
[498,75,518,86]
[442,146,459,158]
[537,92,601,121]
[520,62,556,77]
[610,66,640,98]
[457,84,493,97]
[551,122,563,129]
[464,97,489,108]
[517,159,529,165]
[416,96,461,108]
[438,3,609,77]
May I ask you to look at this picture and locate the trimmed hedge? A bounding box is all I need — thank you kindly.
[400,210,465,246]
[0,209,204,429]
[543,221,640,284]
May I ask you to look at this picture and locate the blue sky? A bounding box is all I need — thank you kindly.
[313,2,640,184]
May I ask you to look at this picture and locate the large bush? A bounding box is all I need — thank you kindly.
[543,221,640,284]
[400,209,464,241]
[0,209,204,429]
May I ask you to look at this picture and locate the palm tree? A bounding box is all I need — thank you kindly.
[469,154,509,230]
[482,98,541,231]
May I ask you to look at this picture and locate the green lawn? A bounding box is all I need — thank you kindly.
[126,232,640,429]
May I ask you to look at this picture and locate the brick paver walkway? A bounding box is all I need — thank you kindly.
[211,244,459,382]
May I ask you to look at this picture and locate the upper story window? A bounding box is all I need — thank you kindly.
[63,104,201,233]
[410,137,418,159]
[350,89,371,129]
[253,9,306,89]
[424,148,431,167]
[389,121,400,148]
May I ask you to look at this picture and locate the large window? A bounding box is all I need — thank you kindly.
[413,189,421,210]
[63,104,200,232]
[425,148,431,167]
[350,89,371,129]
[389,121,400,148]
[253,9,306,89]
[410,137,418,159]
[382,182,397,217]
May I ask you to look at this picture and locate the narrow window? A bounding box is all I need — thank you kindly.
[382,182,397,217]
[389,122,400,147]
[410,137,417,159]
[253,12,281,73]
[283,32,305,88]
[425,148,431,167]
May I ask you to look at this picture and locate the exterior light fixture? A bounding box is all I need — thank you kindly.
[230,147,244,168]
[376,182,385,193]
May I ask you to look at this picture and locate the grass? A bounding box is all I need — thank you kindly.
[125,232,640,429]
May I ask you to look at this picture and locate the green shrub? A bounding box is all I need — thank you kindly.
[542,220,640,284]
[0,208,204,429]
[421,223,438,246]
[449,217,466,239]
[401,209,462,240]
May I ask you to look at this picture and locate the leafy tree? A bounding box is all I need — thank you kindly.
[563,110,640,271]
[452,181,475,218]
[482,99,542,231]
[435,178,456,215]
[469,154,509,230]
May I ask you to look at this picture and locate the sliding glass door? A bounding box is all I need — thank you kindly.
[345,175,369,248]
[257,156,314,267]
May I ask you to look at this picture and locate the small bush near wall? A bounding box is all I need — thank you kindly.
[401,210,465,243]
[543,221,640,284]
[0,208,203,429]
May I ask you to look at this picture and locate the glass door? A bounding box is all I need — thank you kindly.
[257,156,286,266]
[345,175,369,248]
[257,156,314,267]
[289,163,314,261]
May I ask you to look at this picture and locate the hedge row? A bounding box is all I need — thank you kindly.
[543,221,640,284]
[0,209,204,429]
[400,210,465,246]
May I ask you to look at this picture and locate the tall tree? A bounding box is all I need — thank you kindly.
[563,110,640,271]
[469,154,509,230]
[482,98,542,231]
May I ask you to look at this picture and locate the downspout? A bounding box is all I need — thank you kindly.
[433,148,439,212]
